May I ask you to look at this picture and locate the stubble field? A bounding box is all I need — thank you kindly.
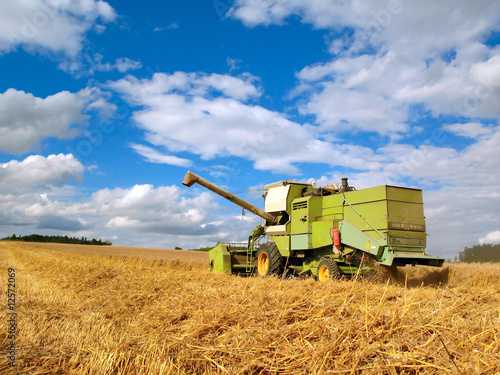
[0,241,499,374]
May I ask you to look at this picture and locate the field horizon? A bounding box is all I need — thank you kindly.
[1,241,499,374]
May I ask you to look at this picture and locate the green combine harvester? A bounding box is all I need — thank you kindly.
[182,171,444,281]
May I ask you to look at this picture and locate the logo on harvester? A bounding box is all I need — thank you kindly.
[388,222,425,231]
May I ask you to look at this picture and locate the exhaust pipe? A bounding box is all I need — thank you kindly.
[340,177,349,193]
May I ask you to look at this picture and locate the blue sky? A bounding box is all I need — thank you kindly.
[1,0,499,259]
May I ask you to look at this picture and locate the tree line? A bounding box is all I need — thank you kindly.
[458,243,500,263]
[2,234,112,246]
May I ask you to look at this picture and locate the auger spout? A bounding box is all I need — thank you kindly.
[182,171,279,224]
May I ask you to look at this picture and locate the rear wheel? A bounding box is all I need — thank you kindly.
[317,258,341,282]
[255,241,283,277]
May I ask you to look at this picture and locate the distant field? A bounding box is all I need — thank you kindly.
[1,241,499,374]
[9,241,210,263]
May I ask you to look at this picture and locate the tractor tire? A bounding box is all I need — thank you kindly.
[255,241,283,277]
[317,258,341,282]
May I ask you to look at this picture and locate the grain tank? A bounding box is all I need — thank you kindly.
[182,171,444,280]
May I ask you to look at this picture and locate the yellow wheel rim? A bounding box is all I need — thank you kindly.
[257,252,269,275]
[318,265,329,282]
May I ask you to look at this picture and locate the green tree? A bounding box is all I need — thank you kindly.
[458,243,500,263]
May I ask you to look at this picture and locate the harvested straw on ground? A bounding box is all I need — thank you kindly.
[1,242,499,374]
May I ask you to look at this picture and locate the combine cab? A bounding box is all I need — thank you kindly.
[183,171,443,280]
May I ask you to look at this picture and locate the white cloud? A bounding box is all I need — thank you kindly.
[0,154,84,190]
[110,72,380,174]
[296,47,500,134]
[58,54,142,77]
[229,0,499,53]
[479,231,500,245]
[0,150,253,247]
[233,1,500,134]
[131,144,193,167]
[0,174,254,248]
[111,71,261,102]
[87,54,142,74]
[470,55,500,88]
[424,187,500,258]
[0,0,116,56]
[444,122,493,139]
[227,57,242,73]
[228,0,348,28]
[0,89,85,153]
[114,57,142,73]
[153,23,179,32]
[300,79,409,134]
[0,87,113,153]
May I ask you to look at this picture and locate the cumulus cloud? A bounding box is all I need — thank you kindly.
[0,172,254,249]
[443,122,493,139]
[0,154,84,190]
[36,215,86,231]
[469,55,500,88]
[229,0,499,54]
[88,54,142,74]
[232,1,500,134]
[424,187,500,258]
[295,47,500,134]
[110,72,380,174]
[0,87,114,153]
[110,71,261,102]
[0,151,255,248]
[479,231,500,245]
[0,153,87,232]
[0,89,85,153]
[94,185,220,235]
[0,0,116,56]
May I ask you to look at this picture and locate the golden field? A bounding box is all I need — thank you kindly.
[0,241,499,374]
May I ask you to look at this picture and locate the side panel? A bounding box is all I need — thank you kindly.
[387,201,424,221]
[388,230,426,250]
[265,183,312,235]
[320,194,343,221]
[265,185,290,212]
[291,234,310,250]
[265,224,288,235]
[321,186,426,242]
[291,197,309,234]
[291,196,322,234]
[386,186,423,203]
[342,186,387,205]
[338,221,385,257]
[311,220,335,248]
[342,200,388,238]
[270,235,291,257]
[209,243,232,274]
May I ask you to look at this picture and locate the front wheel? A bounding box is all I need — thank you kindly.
[317,258,341,282]
[255,241,283,277]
